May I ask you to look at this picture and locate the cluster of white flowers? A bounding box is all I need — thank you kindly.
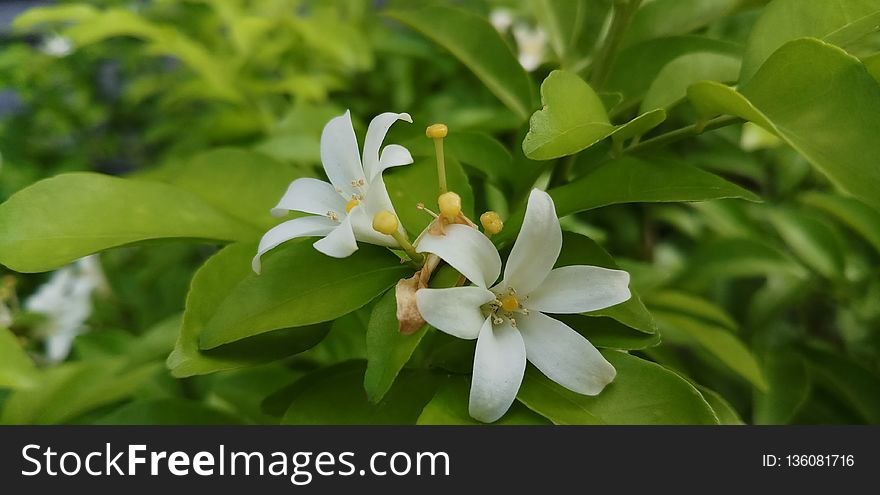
[256,111,631,422]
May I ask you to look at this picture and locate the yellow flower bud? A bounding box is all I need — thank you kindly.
[425,123,448,139]
[438,191,462,221]
[372,210,399,235]
[480,211,504,235]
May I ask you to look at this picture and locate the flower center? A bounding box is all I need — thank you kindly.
[345,198,360,213]
[500,294,519,312]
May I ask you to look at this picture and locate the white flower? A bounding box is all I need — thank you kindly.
[489,8,515,33]
[41,35,74,58]
[25,255,107,363]
[415,189,631,422]
[253,110,413,273]
[512,23,547,72]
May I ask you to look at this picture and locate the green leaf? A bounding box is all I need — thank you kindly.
[641,52,741,112]
[199,243,408,349]
[0,173,254,273]
[624,0,742,47]
[446,132,513,187]
[0,328,38,389]
[385,156,473,236]
[740,0,880,83]
[753,350,811,424]
[522,70,666,159]
[647,290,739,332]
[417,376,550,425]
[281,361,436,424]
[364,290,428,404]
[387,5,535,120]
[97,399,244,425]
[556,232,656,334]
[800,192,880,252]
[606,36,740,111]
[165,148,307,231]
[653,310,768,391]
[1,359,159,424]
[688,38,880,212]
[695,385,744,425]
[767,208,846,279]
[801,344,880,423]
[517,351,718,424]
[555,314,661,350]
[167,243,329,378]
[529,0,587,63]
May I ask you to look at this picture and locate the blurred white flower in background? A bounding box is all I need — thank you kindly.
[25,255,109,363]
[512,24,547,72]
[489,8,547,72]
[40,34,74,58]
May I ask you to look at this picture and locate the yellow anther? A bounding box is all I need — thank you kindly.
[426,123,448,139]
[372,210,399,235]
[501,294,520,312]
[480,211,504,235]
[438,191,461,221]
[345,198,360,213]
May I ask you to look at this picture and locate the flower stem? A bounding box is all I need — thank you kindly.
[590,0,642,91]
[392,231,425,266]
[625,115,744,155]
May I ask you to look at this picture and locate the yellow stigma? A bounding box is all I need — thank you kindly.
[438,191,461,221]
[345,198,360,213]
[480,211,504,235]
[501,294,520,312]
[426,123,448,139]
[372,210,399,235]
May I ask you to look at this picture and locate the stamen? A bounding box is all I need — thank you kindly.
[426,123,449,194]
[326,211,340,222]
[345,198,360,213]
[417,203,440,219]
[480,211,504,236]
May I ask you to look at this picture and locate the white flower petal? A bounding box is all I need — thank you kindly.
[376,144,413,179]
[313,214,358,258]
[526,265,631,314]
[270,178,347,218]
[252,216,337,273]
[503,189,562,295]
[470,318,526,423]
[362,112,413,182]
[517,311,616,395]
[417,224,502,288]
[416,287,496,340]
[320,110,366,196]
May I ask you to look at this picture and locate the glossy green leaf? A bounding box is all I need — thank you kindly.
[696,385,744,425]
[641,52,741,112]
[802,344,880,423]
[624,0,742,47]
[97,399,243,425]
[417,376,550,425]
[281,361,436,425]
[555,314,661,350]
[767,208,846,279]
[0,173,254,273]
[522,70,666,159]
[166,148,306,231]
[446,132,512,186]
[689,38,880,211]
[0,328,38,389]
[529,0,586,62]
[800,192,880,252]
[647,290,738,332]
[517,351,718,424]
[385,156,473,236]
[753,350,811,424]
[167,243,329,377]
[199,243,408,349]
[387,5,535,120]
[740,0,880,82]
[653,310,768,391]
[606,36,740,111]
[1,359,160,424]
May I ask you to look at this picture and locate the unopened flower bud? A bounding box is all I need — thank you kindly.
[426,123,448,139]
[372,210,399,235]
[480,211,504,235]
[438,191,462,221]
